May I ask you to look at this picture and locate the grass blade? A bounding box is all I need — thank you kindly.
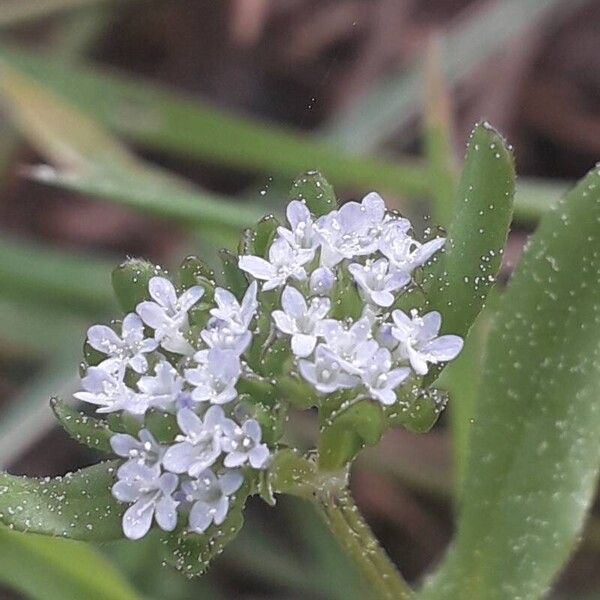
[0,527,140,600]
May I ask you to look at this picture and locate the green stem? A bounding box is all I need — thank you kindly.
[314,489,414,600]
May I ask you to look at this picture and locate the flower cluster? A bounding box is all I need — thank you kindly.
[76,277,268,540]
[74,190,463,542]
[240,193,463,405]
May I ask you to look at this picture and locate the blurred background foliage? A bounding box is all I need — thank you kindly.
[0,1,598,598]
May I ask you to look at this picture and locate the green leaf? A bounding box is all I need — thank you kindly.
[268,449,318,499]
[218,249,247,296]
[0,526,139,600]
[164,486,249,577]
[289,171,337,216]
[425,122,514,343]
[318,400,385,471]
[421,165,600,599]
[111,258,163,313]
[0,461,124,541]
[51,397,114,453]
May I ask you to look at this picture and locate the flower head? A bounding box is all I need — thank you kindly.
[348,258,411,308]
[185,348,241,405]
[272,286,330,357]
[110,429,165,467]
[112,462,179,540]
[136,360,188,413]
[221,418,270,469]
[360,347,411,405]
[277,200,319,254]
[162,406,229,477]
[298,344,358,394]
[239,236,314,291]
[183,469,244,533]
[136,277,203,355]
[210,282,258,334]
[391,309,463,375]
[87,313,157,373]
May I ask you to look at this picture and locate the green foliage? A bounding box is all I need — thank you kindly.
[112,258,162,313]
[290,171,337,216]
[0,461,123,541]
[164,486,249,577]
[318,400,385,471]
[51,397,114,453]
[421,165,600,600]
[0,526,140,600]
[426,122,514,342]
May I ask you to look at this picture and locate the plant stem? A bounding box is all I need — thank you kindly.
[314,489,414,600]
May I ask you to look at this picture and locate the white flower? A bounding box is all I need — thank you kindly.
[380,221,445,274]
[391,309,463,375]
[360,347,411,405]
[136,277,203,355]
[315,192,386,267]
[136,360,188,412]
[309,266,335,295]
[298,344,358,394]
[348,258,411,308]
[75,358,147,415]
[210,281,258,334]
[272,286,330,357]
[87,313,157,373]
[183,469,244,533]
[110,429,164,467]
[112,462,179,540]
[185,348,241,405]
[238,236,314,291]
[319,317,379,375]
[162,406,228,477]
[277,200,319,255]
[200,318,252,356]
[221,418,270,469]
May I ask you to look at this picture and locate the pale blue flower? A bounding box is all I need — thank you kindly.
[319,316,378,375]
[112,462,179,540]
[298,344,358,394]
[110,429,164,467]
[272,286,330,357]
[200,318,251,356]
[315,192,386,267]
[136,360,187,413]
[184,469,244,533]
[348,258,411,307]
[380,221,445,275]
[277,200,319,255]
[185,348,241,405]
[75,358,147,415]
[87,313,157,373]
[221,418,270,469]
[210,281,258,334]
[238,236,314,291]
[391,309,463,375]
[162,406,229,477]
[360,347,411,405]
[136,277,203,355]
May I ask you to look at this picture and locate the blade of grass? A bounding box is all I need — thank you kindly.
[0,527,140,600]
[0,0,128,28]
[0,236,114,315]
[0,43,428,198]
[0,60,264,232]
[422,35,458,226]
[0,350,80,469]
